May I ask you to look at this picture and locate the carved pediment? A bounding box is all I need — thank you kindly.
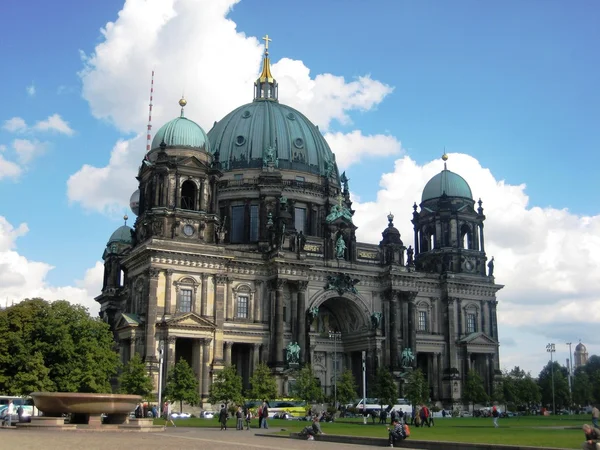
[178,156,210,171]
[115,312,142,331]
[460,331,497,347]
[164,312,216,330]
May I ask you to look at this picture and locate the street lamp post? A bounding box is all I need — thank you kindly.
[329,331,342,410]
[158,341,164,415]
[566,342,573,411]
[546,343,556,415]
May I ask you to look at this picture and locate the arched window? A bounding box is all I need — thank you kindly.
[157,174,165,207]
[461,223,472,249]
[181,180,197,210]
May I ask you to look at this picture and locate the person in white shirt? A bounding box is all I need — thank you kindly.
[5,400,14,427]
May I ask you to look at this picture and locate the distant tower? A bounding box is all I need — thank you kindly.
[574,341,589,369]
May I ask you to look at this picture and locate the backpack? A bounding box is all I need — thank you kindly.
[403,424,411,437]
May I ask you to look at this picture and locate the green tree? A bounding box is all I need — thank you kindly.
[404,369,427,407]
[11,351,55,395]
[462,369,488,412]
[292,365,323,403]
[372,366,397,410]
[164,358,200,412]
[0,299,120,394]
[248,362,277,401]
[119,353,153,397]
[537,361,570,411]
[336,369,358,406]
[572,367,593,407]
[517,374,541,411]
[208,365,243,408]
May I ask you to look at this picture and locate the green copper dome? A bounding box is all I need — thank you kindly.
[207,100,338,179]
[151,116,210,152]
[421,169,473,202]
[107,225,134,246]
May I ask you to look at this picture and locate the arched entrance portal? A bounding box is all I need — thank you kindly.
[308,296,372,399]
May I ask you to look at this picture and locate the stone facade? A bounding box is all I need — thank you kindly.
[96,46,502,407]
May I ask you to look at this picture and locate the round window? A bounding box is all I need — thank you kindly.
[287,113,296,120]
[235,135,246,146]
[294,138,304,148]
[242,110,251,118]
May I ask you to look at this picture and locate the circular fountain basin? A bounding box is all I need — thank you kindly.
[30,392,142,416]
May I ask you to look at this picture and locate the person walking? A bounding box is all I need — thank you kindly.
[4,400,14,427]
[164,401,176,428]
[592,406,599,429]
[219,404,228,430]
[245,407,252,430]
[492,405,499,428]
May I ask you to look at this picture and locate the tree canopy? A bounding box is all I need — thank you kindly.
[119,353,153,397]
[0,298,120,395]
[164,358,200,412]
[537,361,570,411]
[248,362,277,401]
[372,366,397,409]
[292,365,323,403]
[404,369,428,407]
[208,365,243,408]
[462,369,488,411]
[336,369,358,406]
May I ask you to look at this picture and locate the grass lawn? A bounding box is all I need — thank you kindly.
[156,415,587,449]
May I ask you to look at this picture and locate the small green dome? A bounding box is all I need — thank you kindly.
[208,101,338,181]
[421,169,473,202]
[151,116,210,152]
[107,225,134,246]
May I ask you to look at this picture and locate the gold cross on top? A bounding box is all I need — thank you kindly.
[262,34,272,51]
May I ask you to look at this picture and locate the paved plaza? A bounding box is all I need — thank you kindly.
[0,427,416,450]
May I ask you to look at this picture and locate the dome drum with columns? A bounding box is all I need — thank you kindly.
[95,37,503,409]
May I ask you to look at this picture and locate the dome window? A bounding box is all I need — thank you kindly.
[235,135,246,146]
[286,113,296,120]
[294,138,304,149]
[242,110,251,119]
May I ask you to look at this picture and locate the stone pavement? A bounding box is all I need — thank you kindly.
[0,427,412,449]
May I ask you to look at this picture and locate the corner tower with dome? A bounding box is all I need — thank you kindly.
[96,37,503,409]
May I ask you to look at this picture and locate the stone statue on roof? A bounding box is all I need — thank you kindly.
[325,195,353,223]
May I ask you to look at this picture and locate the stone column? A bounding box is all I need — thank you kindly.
[164,269,173,317]
[479,224,485,253]
[224,341,233,366]
[201,274,208,317]
[491,300,498,339]
[254,280,263,323]
[129,333,136,359]
[167,336,177,369]
[297,281,308,363]
[432,352,440,399]
[201,338,212,398]
[145,268,159,362]
[273,279,286,367]
[447,297,458,370]
[388,290,399,369]
[197,340,204,399]
[175,174,181,209]
[214,276,227,363]
[252,343,261,373]
[261,343,270,364]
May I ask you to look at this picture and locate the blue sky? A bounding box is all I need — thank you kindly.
[1,0,599,374]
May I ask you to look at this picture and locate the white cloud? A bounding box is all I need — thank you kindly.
[324,131,402,170]
[352,152,600,374]
[69,0,393,214]
[0,216,102,315]
[34,114,75,135]
[0,155,22,180]
[26,83,36,97]
[12,139,48,164]
[2,117,27,133]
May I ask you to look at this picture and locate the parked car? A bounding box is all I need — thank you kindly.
[200,411,215,419]
[171,412,191,419]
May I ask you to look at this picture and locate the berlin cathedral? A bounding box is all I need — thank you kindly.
[97,37,503,407]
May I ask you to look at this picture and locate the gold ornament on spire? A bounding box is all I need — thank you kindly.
[442,153,448,161]
[179,96,187,117]
[259,34,274,83]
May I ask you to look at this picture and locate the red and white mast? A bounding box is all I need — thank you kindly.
[146,70,155,152]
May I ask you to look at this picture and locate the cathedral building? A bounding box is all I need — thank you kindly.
[96,38,503,406]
